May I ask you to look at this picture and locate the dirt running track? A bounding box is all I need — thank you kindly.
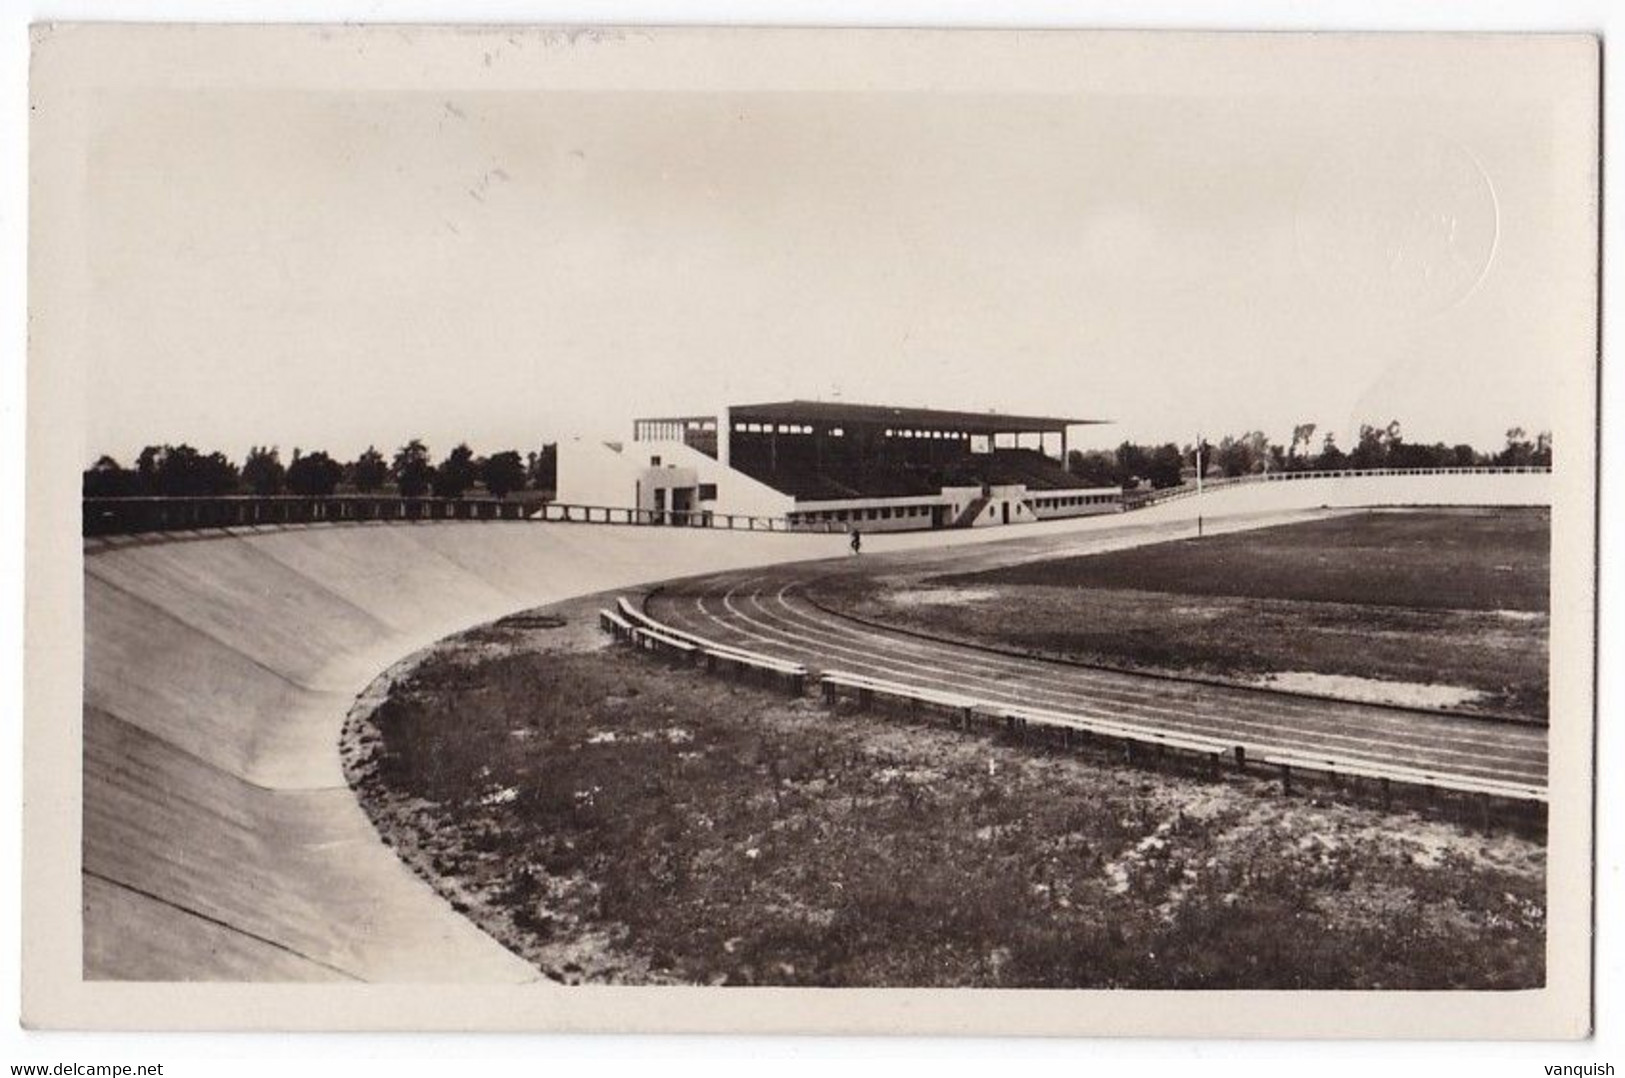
[647,563,1548,788]
[76,471,1550,984]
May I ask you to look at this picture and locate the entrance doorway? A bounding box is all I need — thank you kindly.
[671,487,693,524]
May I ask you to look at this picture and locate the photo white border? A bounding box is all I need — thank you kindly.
[3,2,1617,1071]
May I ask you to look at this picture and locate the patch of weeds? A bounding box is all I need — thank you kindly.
[348,612,1546,989]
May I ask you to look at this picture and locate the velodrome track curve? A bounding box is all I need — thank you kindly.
[80,471,1550,982]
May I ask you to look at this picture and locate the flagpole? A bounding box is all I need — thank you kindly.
[1196,433,1203,498]
[1195,432,1204,538]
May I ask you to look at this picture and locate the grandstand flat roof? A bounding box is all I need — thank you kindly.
[728,400,1105,434]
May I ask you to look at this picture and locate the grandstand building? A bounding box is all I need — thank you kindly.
[557,401,1122,531]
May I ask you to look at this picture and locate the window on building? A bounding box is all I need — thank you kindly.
[698,483,718,500]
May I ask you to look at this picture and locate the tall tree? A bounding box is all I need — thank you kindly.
[1066,448,1118,487]
[1347,423,1391,470]
[82,455,136,498]
[286,449,344,496]
[527,443,558,492]
[242,446,285,496]
[1288,423,1317,468]
[135,445,164,492]
[1145,444,1184,489]
[1113,442,1152,488]
[392,439,434,498]
[133,444,239,496]
[433,443,477,499]
[1215,435,1255,477]
[1317,432,1348,471]
[1189,437,1216,479]
[482,450,527,499]
[351,446,389,492]
[1497,427,1535,467]
[1532,431,1553,467]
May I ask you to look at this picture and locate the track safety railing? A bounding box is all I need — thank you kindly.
[1125,464,1552,511]
[82,494,808,538]
[85,465,1550,536]
[819,670,981,727]
[604,597,808,696]
[815,674,1544,809]
[601,608,1543,810]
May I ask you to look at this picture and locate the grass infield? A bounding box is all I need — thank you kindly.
[814,508,1549,719]
[345,601,1545,989]
[938,507,1548,612]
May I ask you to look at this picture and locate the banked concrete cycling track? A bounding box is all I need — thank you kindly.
[81,472,1550,982]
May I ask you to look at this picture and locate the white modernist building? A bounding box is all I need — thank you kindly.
[557,400,1122,532]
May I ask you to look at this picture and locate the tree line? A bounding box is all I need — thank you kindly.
[1066,423,1553,491]
[83,421,1553,499]
[83,441,559,500]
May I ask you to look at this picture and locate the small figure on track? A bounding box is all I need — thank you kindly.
[849,528,862,555]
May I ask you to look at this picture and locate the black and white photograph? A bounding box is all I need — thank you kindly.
[19,22,1602,1044]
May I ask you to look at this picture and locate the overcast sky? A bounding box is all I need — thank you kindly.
[79,42,1589,463]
